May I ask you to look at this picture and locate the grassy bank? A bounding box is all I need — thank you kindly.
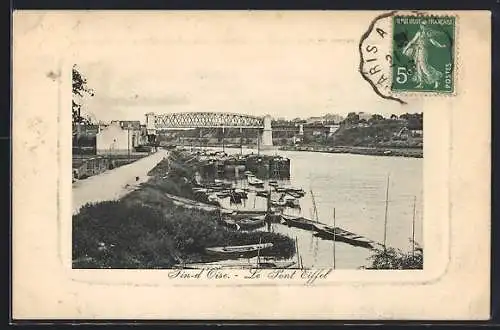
[73,151,295,269]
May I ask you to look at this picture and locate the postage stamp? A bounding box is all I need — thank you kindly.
[391,16,455,93]
[359,12,457,103]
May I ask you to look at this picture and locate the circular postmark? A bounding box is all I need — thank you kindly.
[359,10,428,104]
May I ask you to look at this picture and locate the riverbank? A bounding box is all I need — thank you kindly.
[72,150,295,269]
[177,143,422,158]
[277,145,423,158]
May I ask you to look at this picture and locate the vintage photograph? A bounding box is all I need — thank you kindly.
[71,13,424,271]
[13,10,491,320]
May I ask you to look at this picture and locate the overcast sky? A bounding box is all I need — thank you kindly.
[75,12,422,123]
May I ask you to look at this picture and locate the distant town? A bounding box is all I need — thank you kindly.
[73,111,423,155]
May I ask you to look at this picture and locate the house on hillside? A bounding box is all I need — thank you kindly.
[395,127,423,139]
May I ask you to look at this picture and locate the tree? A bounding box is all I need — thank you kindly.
[369,114,384,123]
[390,114,398,120]
[345,112,360,125]
[399,113,410,120]
[72,65,95,125]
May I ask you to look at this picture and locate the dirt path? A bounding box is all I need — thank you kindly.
[72,150,168,214]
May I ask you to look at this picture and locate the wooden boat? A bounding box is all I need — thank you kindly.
[247,175,264,187]
[255,190,270,198]
[288,187,306,197]
[283,196,300,208]
[286,191,302,199]
[268,180,278,187]
[178,258,296,269]
[281,214,317,231]
[220,218,241,231]
[233,189,248,199]
[205,243,273,257]
[275,186,287,193]
[237,215,267,230]
[313,224,374,249]
[216,191,230,199]
[271,199,286,207]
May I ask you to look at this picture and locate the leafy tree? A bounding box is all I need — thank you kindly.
[344,112,360,125]
[72,65,95,125]
[399,113,410,120]
[390,114,398,120]
[369,114,384,123]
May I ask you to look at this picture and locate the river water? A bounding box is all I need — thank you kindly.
[201,147,423,269]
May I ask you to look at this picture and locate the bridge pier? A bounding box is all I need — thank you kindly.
[259,115,273,150]
[146,112,157,136]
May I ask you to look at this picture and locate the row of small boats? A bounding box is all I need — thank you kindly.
[193,186,249,205]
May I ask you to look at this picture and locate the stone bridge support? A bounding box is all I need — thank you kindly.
[259,115,273,149]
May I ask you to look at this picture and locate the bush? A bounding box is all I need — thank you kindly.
[73,201,177,268]
[366,241,423,270]
[73,188,296,268]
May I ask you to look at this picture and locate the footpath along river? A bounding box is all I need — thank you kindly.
[207,147,423,269]
[72,150,168,214]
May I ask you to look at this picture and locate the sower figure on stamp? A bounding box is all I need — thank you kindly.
[402,21,447,89]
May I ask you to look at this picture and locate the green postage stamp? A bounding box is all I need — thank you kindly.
[391,15,455,93]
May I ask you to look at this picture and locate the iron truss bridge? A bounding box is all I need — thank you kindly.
[153,112,265,129]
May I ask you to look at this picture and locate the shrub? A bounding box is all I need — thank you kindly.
[73,194,295,268]
[73,201,176,268]
[366,241,423,270]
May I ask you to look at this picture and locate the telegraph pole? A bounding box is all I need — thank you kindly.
[127,123,131,162]
[240,127,243,155]
[412,195,416,257]
[222,127,225,153]
[333,208,336,270]
[257,129,261,156]
[383,174,390,251]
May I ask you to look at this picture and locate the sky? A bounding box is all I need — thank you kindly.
[75,12,423,123]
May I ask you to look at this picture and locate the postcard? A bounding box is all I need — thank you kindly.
[12,10,490,320]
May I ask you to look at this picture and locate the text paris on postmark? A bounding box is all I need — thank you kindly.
[359,11,456,104]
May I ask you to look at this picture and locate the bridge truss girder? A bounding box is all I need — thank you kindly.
[154,112,264,129]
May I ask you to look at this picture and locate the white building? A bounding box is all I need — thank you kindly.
[96,121,147,155]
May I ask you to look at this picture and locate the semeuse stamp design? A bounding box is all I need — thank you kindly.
[392,15,455,93]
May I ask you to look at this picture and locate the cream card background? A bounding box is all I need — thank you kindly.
[13,11,490,319]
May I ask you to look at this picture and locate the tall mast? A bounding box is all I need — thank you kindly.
[383,174,390,251]
[412,195,416,257]
[222,127,225,153]
[333,208,336,270]
[295,236,300,269]
[310,189,319,223]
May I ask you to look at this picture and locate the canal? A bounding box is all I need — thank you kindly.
[198,147,423,269]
